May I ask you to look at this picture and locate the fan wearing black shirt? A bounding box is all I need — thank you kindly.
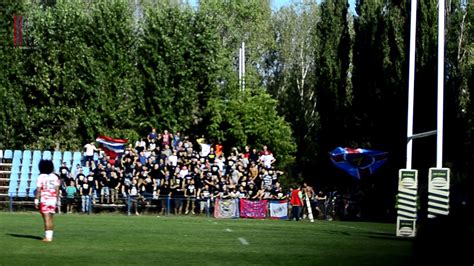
[108,171,121,204]
[158,180,171,216]
[171,178,185,215]
[59,162,71,182]
[184,179,197,215]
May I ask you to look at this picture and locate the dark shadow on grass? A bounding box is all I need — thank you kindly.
[6,233,43,240]
[323,230,351,236]
[366,231,393,237]
[367,235,414,242]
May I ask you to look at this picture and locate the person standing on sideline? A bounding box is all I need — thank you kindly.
[290,184,304,221]
[80,178,93,213]
[35,160,60,242]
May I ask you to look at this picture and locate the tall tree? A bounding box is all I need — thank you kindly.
[314,0,351,184]
[138,2,222,133]
[207,88,296,168]
[0,0,29,148]
[199,0,274,88]
[13,0,141,149]
[352,1,410,151]
[268,1,319,179]
[445,0,474,193]
[352,0,410,218]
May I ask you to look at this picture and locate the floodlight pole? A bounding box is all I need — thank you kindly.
[238,42,246,91]
[242,42,246,91]
[239,47,242,89]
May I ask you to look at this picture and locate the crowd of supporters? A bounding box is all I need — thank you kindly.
[60,129,288,215]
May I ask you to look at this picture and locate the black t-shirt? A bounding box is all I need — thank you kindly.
[145,179,155,194]
[207,152,216,163]
[160,185,170,197]
[81,182,92,195]
[109,177,119,189]
[76,174,86,187]
[211,165,220,175]
[172,179,185,198]
[150,167,160,180]
[93,173,102,189]
[59,166,70,179]
[249,152,259,163]
[100,175,109,188]
[200,188,211,200]
[186,184,196,197]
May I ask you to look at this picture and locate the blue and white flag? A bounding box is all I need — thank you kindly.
[329,147,388,179]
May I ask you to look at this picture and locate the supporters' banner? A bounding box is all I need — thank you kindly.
[329,147,388,179]
[214,198,239,219]
[269,200,288,220]
[240,199,268,219]
[96,135,128,161]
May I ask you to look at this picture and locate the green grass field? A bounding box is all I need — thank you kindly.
[0,212,414,265]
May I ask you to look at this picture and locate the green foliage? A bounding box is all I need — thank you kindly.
[268,1,320,181]
[199,0,274,88]
[352,1,407,152]
[1,0,142,150]
[313,0,352,182]
[444,0,474,185]
[207,88,296,168]
[0,1,29,148]
[138,3,221,133]
[0,0,472,193]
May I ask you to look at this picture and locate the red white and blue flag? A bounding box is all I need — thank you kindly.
[329,147,388,179]
[96,135,127,160]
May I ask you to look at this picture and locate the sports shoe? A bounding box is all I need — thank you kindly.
[42,238,52,242]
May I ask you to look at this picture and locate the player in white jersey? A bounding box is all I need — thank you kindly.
[34,160,60,242]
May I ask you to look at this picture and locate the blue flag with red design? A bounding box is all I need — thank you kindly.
[329,147,388,179]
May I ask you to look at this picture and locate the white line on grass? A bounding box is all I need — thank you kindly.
[226,228,233,232]
[238,237,249,245]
